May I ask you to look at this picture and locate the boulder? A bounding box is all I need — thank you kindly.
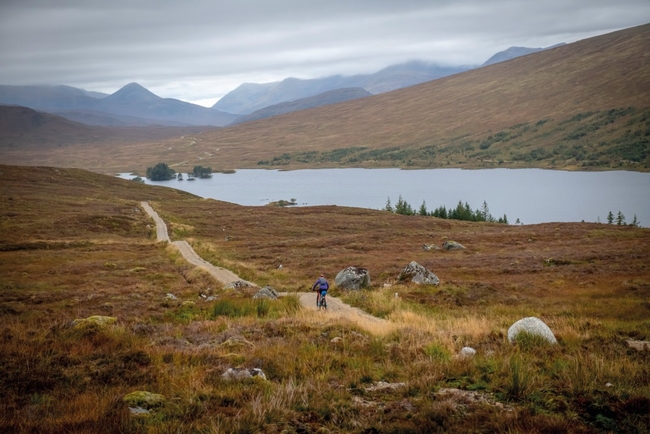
[507,317,557,344]
[253,286,279,299]
[222,367,267,381]
[397,261,440,285]
[442,240,465,250]
[335,266,371,290]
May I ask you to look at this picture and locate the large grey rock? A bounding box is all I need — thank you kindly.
[397,261,440,285]
[507,317,557,344]
[253,286,279,299]
[335,266,371,290]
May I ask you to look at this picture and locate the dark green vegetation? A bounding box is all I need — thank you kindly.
[386,197,509,223]
[1,165,650,432]
[257,107,650,171]
[146,162,176,181]
[192,165,213,178]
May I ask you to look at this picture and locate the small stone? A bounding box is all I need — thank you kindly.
[222,367,267,381]
[459,347,477,358]
[165,293,177,300]
[442,240,465,250]
[128,406,150,415]
[70,315,117,329]
[123,391,166,409]
[605,382,613,388]
[331,337,343,343]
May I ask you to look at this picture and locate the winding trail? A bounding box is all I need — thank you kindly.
[140,201,387,322]
[141,202,253,286]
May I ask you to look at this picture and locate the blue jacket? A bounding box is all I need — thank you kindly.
[313,277,329,291]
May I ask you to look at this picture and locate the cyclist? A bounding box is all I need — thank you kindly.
[312,273,329,309]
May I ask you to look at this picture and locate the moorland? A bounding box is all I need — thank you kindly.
[1,165,649,433]
[1,22,650,434]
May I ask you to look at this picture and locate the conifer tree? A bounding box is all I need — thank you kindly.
[384,197,393,212]
[419,200,428,216]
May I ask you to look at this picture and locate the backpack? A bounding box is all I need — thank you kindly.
[318,278,329,291]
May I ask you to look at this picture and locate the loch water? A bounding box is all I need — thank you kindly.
[120,168,650,225]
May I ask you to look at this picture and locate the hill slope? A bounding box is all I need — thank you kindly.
[195,23,650,172]
[1,25,648,173]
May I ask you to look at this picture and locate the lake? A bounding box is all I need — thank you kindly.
[120,168,650,225]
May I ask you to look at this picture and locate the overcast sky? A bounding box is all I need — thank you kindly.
[1,1,648,107]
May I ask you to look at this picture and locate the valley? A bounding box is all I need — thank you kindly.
[1,22,650,433]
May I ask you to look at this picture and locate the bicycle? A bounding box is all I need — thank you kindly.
[316,290,328,310]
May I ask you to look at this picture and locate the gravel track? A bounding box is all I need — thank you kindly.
[141,201,385,322]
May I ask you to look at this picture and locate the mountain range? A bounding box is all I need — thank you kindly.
[0,43,564,127]
[1,23,647,175]
[0,83,238,127]
[213,61,472,115]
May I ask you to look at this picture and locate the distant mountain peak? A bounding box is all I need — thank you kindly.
[106,82,160,102]
[482,43,566,66]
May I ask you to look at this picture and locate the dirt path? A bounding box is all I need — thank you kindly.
[288,292,387,324]
[141,201,253,286]
[141,201,386,324]
[141,202,170,242]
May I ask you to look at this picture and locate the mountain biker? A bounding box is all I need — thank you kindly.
[312,273,329,308]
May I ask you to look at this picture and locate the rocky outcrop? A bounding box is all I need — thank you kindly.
[335,266,371,290]
[253,286,279,299]
[442,240,465,250]
[397,261,440,285]
[507,317,557,344]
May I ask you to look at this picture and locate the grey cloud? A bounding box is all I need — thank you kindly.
[1,0,648,104]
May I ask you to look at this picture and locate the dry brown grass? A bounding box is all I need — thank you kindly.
[1,165,649,432]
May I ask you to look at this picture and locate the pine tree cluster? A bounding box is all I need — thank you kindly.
[385,196,509,224]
